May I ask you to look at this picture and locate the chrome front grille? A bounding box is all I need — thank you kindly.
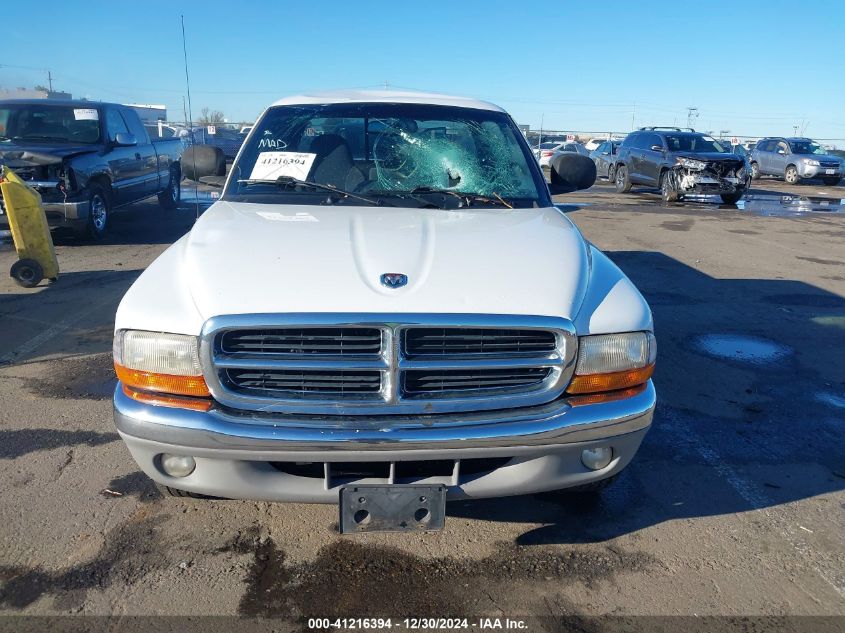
[202,314,577,415]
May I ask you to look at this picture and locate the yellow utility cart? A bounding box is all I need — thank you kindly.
[0,166,60,288]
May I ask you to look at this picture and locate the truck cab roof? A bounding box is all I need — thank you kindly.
[270,89,505,113]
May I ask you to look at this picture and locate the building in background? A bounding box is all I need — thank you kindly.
[0,87,73,100]
[124,103,167,124]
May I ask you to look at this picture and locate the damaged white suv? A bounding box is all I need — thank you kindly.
[112,91,656,532]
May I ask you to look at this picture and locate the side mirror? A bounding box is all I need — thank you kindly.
[650,144,663,152]
[601,151,610,156]
[182,145,226,181]
[777,149,786,155]
[113,133,137,147]
[548,153,596,194]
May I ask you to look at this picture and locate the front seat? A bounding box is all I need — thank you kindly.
[308,134,365,191]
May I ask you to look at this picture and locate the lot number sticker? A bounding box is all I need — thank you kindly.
[249,151,317,181]
[73,109,99,121]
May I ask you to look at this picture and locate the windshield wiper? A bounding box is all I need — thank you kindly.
[14,135,71,142]
[237,176,387,206]
[409,187,514,209]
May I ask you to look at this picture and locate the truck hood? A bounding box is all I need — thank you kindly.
[181,201,591,320]
[672,152,744,163]
[0,141,99,165]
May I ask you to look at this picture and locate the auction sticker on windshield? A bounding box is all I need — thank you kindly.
[250,151,317,181]
[73,108,99,121]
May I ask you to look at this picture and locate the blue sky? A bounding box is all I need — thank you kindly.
[2,0,844,140]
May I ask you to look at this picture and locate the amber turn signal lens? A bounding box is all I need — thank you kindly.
[568,383,647,406]
[566,364,654,395]
[122,385,212,412]
[115,363,211,397]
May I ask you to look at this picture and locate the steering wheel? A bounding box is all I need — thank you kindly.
[372,125,433,189]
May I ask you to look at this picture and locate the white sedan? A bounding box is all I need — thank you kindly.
[536,141,589,166]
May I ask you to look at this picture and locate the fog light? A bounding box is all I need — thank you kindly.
[160,454,196,478]
[581,447,613,471]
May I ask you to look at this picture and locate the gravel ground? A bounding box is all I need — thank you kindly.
[0,177,843,627]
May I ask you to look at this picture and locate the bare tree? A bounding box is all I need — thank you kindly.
[198,107,225,126]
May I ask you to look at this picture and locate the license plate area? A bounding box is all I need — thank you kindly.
[825,169,835,175]
[339,484,447,533]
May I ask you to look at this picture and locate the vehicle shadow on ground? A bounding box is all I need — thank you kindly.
[51,203,200,248]
[449,251,845,544]
[0,269,141,366]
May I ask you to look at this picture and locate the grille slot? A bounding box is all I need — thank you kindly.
[404,328,557,358]
[224,368,381,397]
[403,368,551,396]
[220,327,381,356]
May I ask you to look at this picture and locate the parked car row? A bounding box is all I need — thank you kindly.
[571,127,844,205]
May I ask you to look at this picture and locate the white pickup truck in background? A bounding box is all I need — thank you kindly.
[111,90,656,532]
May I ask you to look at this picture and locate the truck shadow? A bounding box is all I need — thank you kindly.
[449,251,845,544]
[0,269,141,366]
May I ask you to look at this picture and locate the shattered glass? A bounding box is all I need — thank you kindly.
[370,120,536,198]
[226,102,545,206]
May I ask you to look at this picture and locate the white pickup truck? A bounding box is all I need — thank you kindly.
[112,90,656,532]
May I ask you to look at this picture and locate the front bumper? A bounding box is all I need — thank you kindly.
[677,173,747,194]
[798,164,842,179]
[114,381,656,503]
[0,192,87,227]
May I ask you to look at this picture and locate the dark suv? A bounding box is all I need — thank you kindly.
[614,127,749,203]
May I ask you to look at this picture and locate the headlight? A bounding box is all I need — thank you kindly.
[113,330,210,397]
[567,332,656,394]
[805,159,820,166]
[677,158,707,170]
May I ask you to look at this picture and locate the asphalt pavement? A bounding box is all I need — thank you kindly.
[0,177,843,626]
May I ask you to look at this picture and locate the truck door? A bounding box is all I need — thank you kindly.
[121,108,160,196]
[104,108,144,205]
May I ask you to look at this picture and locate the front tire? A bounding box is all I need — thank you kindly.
[660,171,679,202]
[615,164,632,193]
[785,165,800,184]
[720,190,745,204]
[607,163,616,182]
[750,161,761,180]
[157,166,181,210]
[80,183,110,241]
[155,483,222,500]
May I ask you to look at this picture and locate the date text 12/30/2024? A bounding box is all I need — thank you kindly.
[307,618,528,630]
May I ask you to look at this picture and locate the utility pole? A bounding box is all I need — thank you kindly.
[539,113,544,149]
[47,70,53,92]
[631,103,636,130]
[686,106,698,129]
[792,124,799,136]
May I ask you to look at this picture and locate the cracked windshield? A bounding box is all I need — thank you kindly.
[228,103,543,206]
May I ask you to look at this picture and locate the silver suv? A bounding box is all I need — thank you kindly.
[750,137,843,186]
